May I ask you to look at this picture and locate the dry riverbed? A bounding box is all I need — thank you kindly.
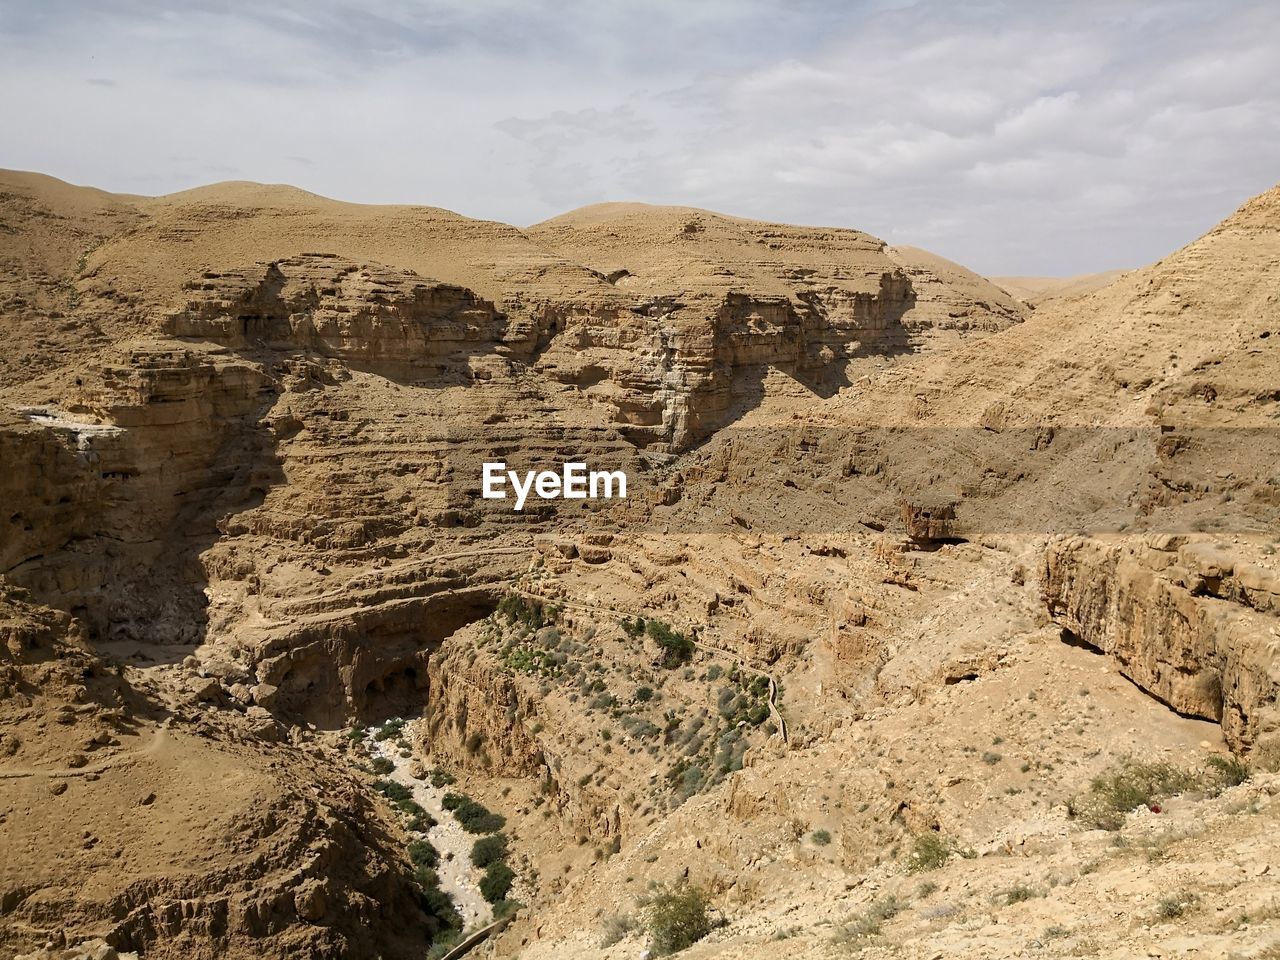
[360,720,493,929]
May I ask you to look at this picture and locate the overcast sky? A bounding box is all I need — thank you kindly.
[2,1,1277,275]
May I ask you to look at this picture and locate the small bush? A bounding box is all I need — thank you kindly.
[1069,759,1200,830]
[646,620,695,668]
[429,769,456,788]
[409,839,440,869]
[471,833,509,868]
[906,832,953,873]
[414,863,462,945]
[441,792,467,811]
[425,932,461,960]
[620,616,647,638]
[1155,892,1197,920]
[406,811,436,832]
[1205,754,1250,790]
[810,829,832,846]
[441,791,506,832]
[374,780,413,804]
[642,882,715,956]
[491,898,520,920]
[835,895,904,945]
[479,862,516,903]
[635,686,654,702]
[370,756,395,775]
[600,912,638,947]
[498,593,552,629]
[996,883,1040,906]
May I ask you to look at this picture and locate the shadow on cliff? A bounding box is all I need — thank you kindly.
[169,255,518,390]
[681,275,919,449]
[97,395,285,667]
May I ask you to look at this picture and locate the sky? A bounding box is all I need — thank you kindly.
[1,0,1278,275]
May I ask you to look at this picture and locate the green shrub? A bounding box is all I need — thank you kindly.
[471,833,509,868]
[370,756,395,775]
[444,793,506,834]
[642,882,715,956]
[646,620,694,668]
[635,686,654,702]
[498,594,552,629]
[810,829,832,846]
[491,898,520,920]
[424,931,461,960]
[996,883,1040,905]
[620,616,647,638]
[406,811,436,832]
[479,862,516,903]
[409,839,440,869]
[1069,759,1200,830]
[835,895,903,945]
[600,912,638,947]
[414,864,462,944]
[906,832,953,873]
[374,780,411,801]
[1205,754,1250,790]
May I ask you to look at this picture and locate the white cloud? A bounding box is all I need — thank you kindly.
[0,0,1277,273]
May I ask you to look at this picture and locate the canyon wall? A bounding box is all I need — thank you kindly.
[1043,535,1280,753]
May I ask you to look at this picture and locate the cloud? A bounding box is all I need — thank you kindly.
[1,0,1277,273]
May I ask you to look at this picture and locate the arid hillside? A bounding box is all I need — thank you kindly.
[1,171,1277,960]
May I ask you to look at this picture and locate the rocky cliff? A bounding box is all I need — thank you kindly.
[1044,535,1280,753]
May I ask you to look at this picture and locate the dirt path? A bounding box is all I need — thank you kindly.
[0,729,170,780]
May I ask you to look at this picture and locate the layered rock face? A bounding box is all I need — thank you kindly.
[529,203,1025,447]
[1,346,275,646]
[1044,536,1280,753]
[0,175,1028,741]
[163,255,514,382]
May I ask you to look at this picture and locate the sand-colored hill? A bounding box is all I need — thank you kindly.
[991,269,1130,306]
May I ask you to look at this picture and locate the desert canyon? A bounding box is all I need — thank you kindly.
[1,168,1278,960]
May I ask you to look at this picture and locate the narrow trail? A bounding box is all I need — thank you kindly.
[280,545,534,615]
[510,587,788,744]
[0,729,170,780]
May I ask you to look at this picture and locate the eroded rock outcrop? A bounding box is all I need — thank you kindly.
[164,255,514,382]
[1043,535,1280,752]
[1,345,275,645]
